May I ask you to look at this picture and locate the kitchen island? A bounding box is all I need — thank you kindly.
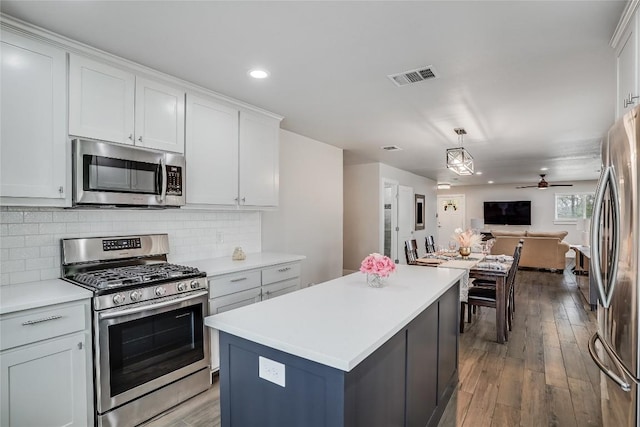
[205,265,464,427]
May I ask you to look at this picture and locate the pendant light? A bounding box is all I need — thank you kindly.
[446,128,474,176]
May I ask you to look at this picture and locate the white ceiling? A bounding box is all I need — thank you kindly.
[1,1,627,187]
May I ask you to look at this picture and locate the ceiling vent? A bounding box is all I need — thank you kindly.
[381,145,402,151]
[388,66,438,87]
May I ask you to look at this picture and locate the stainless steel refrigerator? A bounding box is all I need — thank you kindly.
[589,104,640,426]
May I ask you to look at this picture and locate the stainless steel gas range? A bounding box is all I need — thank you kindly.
[61,234,210,427]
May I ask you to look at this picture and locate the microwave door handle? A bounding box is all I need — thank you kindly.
[159,157,167,203]
[591,166,610,308]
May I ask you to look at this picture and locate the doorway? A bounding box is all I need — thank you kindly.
[436,194,465,248]
[382,180,398,262]
[397,185,414,264]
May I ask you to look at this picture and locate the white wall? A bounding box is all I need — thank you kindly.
[343,162,437,272]
[0,207,261,285]
[437,180,598,245]
[262,129,343,287]
[343,163,381,272]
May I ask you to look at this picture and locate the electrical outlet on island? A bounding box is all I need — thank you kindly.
[259,356,286,387]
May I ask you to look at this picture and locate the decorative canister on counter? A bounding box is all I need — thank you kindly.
[232,247,246,260]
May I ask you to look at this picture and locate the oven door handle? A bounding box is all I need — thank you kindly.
[98,291,208,320]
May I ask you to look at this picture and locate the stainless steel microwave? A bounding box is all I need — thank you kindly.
[73,138,185,207]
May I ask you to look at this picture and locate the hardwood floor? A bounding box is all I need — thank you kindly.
[438,266,601,427]
[144,264,601,427]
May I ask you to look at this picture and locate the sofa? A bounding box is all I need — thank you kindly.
[489,230,570,271]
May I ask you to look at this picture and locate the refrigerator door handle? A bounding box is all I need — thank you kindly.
[590,165,620,308]
[589,332,637,392]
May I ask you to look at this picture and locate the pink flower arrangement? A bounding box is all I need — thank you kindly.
[453,228,482,247]
[359,253,396,277]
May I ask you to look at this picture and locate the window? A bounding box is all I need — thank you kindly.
[555,192,594,222]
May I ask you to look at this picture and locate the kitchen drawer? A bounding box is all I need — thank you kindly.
[262,278,300,301]
[209,270,261,298]
[0,302,88,351]
[262,262,301,286]
[209,287,262,315]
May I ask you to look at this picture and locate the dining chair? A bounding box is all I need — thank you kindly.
[460,240,523,335]
[425,235,436,253]
[404,240,419,265]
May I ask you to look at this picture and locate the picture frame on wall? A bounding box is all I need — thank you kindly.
[415,194,425,230]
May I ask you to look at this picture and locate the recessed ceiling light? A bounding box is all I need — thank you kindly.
[437,183,451,190]
[249,69,269,79]
[476,171,483,175]
[540,167,549,171]
[488,180,494,184]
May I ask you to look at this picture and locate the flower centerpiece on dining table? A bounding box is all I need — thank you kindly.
[453,228,482,259]
[359,253,396,287]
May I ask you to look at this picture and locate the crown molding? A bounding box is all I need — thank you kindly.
[611,0,639,49]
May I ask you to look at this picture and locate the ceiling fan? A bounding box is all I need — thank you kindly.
[516,174,573,189]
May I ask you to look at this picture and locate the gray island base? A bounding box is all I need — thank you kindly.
[207,266,463,427]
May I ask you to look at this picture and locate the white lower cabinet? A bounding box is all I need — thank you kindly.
[208,261,301,371]
[0,300,92,427]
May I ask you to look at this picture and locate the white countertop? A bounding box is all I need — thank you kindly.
[187,252,306,277]
[205,265,464,371]
[0,279,93,315]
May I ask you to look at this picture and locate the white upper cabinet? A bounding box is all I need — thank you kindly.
[614,3,639,118]
[185,94,280,208]
[0,29,68,204]
[239,111,280,207]
[69,54,135,144]
[186,94,239,206]
[135,77,185,153]
[69,54,185,153]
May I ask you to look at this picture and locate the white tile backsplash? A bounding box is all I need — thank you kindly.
[0,207,261,285]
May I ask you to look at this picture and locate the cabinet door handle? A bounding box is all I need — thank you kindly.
[128,134,133,141]
[22,315,63,326]
[241,197,246,203]
[78,342,83,350]
[624,94,639,108]
[138,136,143,142]
[58,186,64,194]
[278,267,291,273]
[230,277,247,283]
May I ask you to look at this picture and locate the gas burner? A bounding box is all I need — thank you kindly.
[72,263,202,290]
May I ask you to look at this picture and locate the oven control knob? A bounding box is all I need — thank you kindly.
[130,290,142,301]
[113,294,126,305]
[177,282,188,292]
[155,286,166,297]
[190,280,199,289]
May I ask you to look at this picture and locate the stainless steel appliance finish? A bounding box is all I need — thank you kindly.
[588,105,640,427]
[61,234,210,427]
[72,138,185,207]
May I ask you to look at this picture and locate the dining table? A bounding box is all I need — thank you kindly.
[416,252,514,344]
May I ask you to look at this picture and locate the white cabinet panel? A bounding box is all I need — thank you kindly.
[186,94,239,205]
[135,77,185,153]
[0,333,90,427]
[239,111,280,207]
[262,278,301,300]
[69,54,135,144]
[1,30,67,202]
[617,11,639,118]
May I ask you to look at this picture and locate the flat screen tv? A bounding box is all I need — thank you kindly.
[483,201,531,225]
